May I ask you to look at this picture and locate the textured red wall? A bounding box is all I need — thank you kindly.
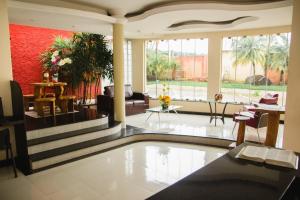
[10,24,72,95]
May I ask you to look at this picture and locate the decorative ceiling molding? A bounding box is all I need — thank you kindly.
[167,16,258,31]
[126,0,292,22]
[8,0,116,23]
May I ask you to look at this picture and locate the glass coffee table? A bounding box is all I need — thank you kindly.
[145,105,182,124]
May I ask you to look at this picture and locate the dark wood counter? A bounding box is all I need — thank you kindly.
[147,143,300,200]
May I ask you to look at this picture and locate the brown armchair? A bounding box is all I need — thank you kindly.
[97,85,149,123]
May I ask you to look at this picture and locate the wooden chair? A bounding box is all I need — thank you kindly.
[35,97,56,116]
[58,95,76,113]
[23,94,35,111]
[0,128,17,177]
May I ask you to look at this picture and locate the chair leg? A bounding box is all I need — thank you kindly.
[36,102,44,116]
[9,145,17,178]
[232,122,237,139]
[5,146,9,165]
[256,129,261,143]
[68,100,74,112]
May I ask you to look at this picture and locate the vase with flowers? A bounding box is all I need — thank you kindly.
[214,93,223,102]
[159,83,171,110]
[49,50,72,82]
[41,37,73,83]
[159,95,171,110]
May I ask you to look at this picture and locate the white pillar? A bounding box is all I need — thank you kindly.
[207,34,222,99]
[283,1,300,152]
[113,21,126,128]
[0,0,13,115]
[132,39,145,93]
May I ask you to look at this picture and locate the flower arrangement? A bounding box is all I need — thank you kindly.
[41,37,73,82]
[51,50,72,68]
[214,93,223,102]
[159,83,171,109]
[159,95,171,110]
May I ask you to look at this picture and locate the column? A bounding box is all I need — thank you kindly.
[283,1,300,152]
[132,39,145,92]
[113,22,126,127]
[0,0,13,115]
[207,34,222,99]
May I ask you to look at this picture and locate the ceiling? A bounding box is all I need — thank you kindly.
[7,0,293,38]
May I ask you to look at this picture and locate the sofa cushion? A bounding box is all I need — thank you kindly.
[125,100,134,106]
[125,85,133,99]
[259,93,278,105]
[133,100,145,105]
[104,85,134,99]
[259,98,278,105]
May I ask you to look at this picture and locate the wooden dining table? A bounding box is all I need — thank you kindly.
[238,103,285,147]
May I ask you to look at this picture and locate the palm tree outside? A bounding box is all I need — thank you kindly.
[232,36,266,85]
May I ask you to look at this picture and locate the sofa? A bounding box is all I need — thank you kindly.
[97,85,149,124]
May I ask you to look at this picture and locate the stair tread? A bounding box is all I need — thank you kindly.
[30,123,123,162]
[27,121,120,146]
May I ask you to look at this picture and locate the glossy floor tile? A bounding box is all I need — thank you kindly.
[0,142,227,200]
[126,113,284,148]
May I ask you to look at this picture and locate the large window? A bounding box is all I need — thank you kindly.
[221,33,290,105]
[146,39,208,100]
[101,39,132,89]
[124,40,132,85]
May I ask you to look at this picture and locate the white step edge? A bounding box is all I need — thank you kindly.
[31,133,231,170]
[27,117,108,140]
[28,123,122,155]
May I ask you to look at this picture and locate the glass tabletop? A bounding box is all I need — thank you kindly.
[146,105,182,113]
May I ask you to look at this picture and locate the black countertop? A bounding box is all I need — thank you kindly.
[147,143,300,200]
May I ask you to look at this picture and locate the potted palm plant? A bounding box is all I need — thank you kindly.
[71,33,113,104]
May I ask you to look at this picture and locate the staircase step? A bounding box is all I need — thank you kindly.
[27,124,109,146]
[28,122,121,155]
[30,126,123,162]
[26,117,108,140]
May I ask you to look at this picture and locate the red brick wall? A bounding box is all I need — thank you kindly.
[9,24,72,95]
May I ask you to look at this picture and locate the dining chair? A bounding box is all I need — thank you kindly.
[0,128,18,177]
[232,93,277,142]
[232,112,268,143]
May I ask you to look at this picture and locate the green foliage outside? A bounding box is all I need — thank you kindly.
[147,50,180,80]
[147,34,289,94]
[147,81,286,92]
[232,35,289,84]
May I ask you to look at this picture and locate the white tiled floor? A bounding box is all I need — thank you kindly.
[0,142,227,200]
[126,113,284,148]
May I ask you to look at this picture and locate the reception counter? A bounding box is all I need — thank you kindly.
[148,143,300,200]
